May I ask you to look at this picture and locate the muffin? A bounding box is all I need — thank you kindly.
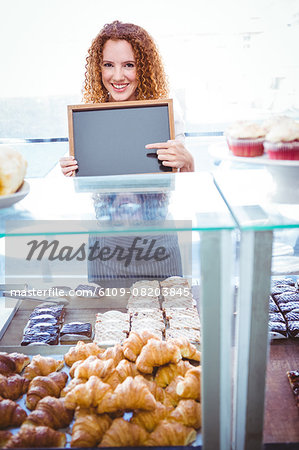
[225,121,265,157]
[263,120,299,160]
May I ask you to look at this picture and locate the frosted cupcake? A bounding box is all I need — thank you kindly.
[264,121,299,160]
[225,121,265,157]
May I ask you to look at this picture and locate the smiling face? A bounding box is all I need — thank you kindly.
[101,39,138,102]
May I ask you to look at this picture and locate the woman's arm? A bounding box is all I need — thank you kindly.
[59,156,78,177]
[145,140,194,172]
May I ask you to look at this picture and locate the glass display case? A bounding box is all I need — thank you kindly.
[0,172,236,450]
[214,167,299,450]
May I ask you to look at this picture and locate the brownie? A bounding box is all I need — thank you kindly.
[25,323,60,334]
[272,277,296,287]
[60,322,92,337]
[287,321,299,338]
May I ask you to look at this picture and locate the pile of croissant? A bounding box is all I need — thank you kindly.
[0,331,201,447]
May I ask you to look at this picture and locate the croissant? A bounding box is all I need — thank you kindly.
[0,374,29,400]
[0,352,30,376]
[98,344,124,366]
[26,371,68,410]
[0,430,12,448]
[123,331,159,362]
[155,360,193,387]
[145,420,197,446]
[98,417,148,447]
[131,401,173,432]
[164,377,183,407]
[96,376,156,414]
[176,367,201,401]
[4,424,66,448]
[0,397,27,429]
[23,355,64,380]
[24,396,74,429]
[135,375,165,403]
[64,375,112,410]
[70,408,112,447]
[64,341,104,366]
[60,377,85,397]
[136,339,182,374]
[73,356,114,380]
[170,399,202,429]
[169,337,201,361]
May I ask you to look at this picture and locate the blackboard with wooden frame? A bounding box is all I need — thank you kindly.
[67,99,176,176]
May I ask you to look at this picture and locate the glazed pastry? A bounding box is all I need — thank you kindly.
[70,408,112,447]
[98,417,148,447]
[131,401,173,432]
[0,352,30,376]
[122,331,159,362]
[176,367,201,401]
[155,360,193,387]
[64,375,112,410]
[4,424,66,448]
[24,396,74,429]
[168,337,201,361]
[145,420,197,446]
[170,399,202,429]
[64,341,104,366]
[23,355,64,380]
[26,371,68,410]
[96,376,156,414]
[0,397,27,429]
[0,374,30,400]
[136,339,182,374]
[73,356,114,379]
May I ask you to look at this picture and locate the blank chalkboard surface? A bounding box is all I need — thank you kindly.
[67,99,175,176]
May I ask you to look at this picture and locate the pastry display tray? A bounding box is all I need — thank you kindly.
[0,344,203,448]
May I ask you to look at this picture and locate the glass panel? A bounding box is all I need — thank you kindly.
[214,168,299,230]
[0,172,235,236]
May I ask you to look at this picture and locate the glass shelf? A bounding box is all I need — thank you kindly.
[0,172,235,236]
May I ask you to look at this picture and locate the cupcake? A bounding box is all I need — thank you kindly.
[264,121,299,160]
[225,121,265,157]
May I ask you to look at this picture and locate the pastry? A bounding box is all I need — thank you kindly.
[136,338,182,374]
[0,374,29,400]
[99,417,148,447]
[225,121,265,157]
[70,408,111,447]
[26,371,68,410]
[24,396,74,429]
[0,146,27,196]
[23,355,64,380]
[4,424,66,448]
[0,397,27,429]
[64,341,104,366]
[145,420,197,446]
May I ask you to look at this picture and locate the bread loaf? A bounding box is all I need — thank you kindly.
[0,146,27,195]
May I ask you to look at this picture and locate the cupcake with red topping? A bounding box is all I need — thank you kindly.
[225,121,265,157]
[264,120,299,160]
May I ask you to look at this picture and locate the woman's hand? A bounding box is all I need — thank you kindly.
[59,156,78,177]
[145,140,194,172]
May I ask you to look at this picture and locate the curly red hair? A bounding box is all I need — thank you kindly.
[83,20,169,103]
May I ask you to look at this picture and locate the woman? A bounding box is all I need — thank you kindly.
[60,20,194,175]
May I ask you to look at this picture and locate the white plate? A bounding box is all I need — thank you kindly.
[0,181,30,209]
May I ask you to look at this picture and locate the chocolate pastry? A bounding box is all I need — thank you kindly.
[274,292,299,304]
[26,314,59,326]
[268,313,285,323]
[285,311,299,322]
[21,332,59,346]
[287,321,299,338]
[60,322,92,338]
[268,321,288,338]
[269,298,280,313]
[278,302,299,314]
[30,306,65,323]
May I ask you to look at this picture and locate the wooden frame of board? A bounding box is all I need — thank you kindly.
[67,99,176,176]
